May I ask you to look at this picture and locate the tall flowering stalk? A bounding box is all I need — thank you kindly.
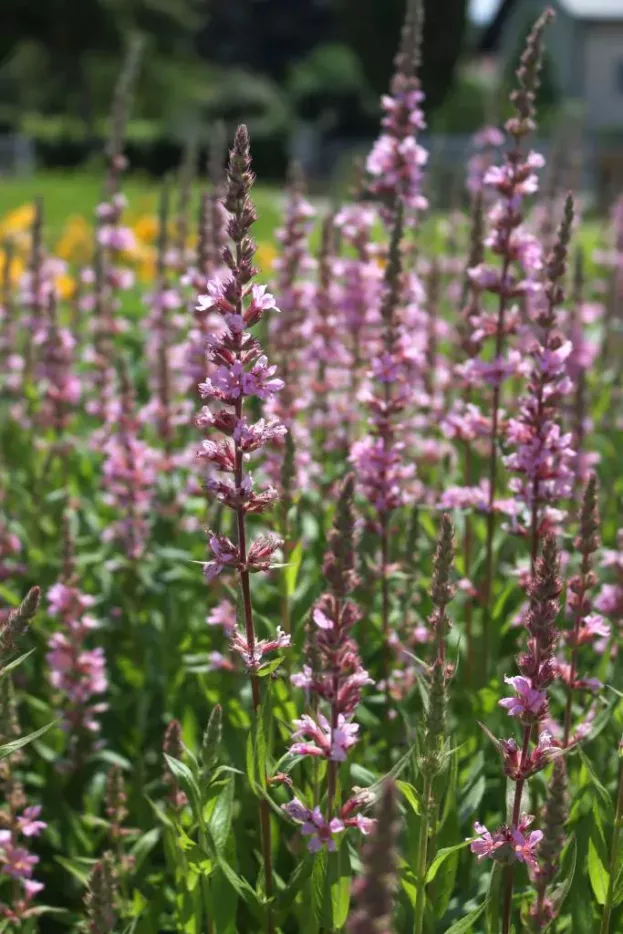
[561,476,605,746]
[463,10,553,633]
[46,516,108,767]
[350,205,415,687]
[34,292,80,451]
[84,852,118,934]
[194,125,288,933]
[528,757,568,930]
[567,248,599,489]
[0,587,46,926]
[366,0,427,223]
[284,474,375,851]
[413,514,455,934]
[440,195,486,679]
[347,781,399,934]
[0,243,17,397]
[142,187,186,458]
[334,204,383,421]
[471,536,562,934]
[505,194,575,566]
[102,366,159,561]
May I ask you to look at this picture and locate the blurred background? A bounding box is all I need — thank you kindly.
[1,0,622,205]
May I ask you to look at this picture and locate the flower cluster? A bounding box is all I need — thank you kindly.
[284,474,374,851]
[102,367,159,560]
[366,0,427,219]
[195,126,286,587]
[471,816,543,872]
[350,206,415,520]
[46,579,108,760]
[472,535,562,895]
[504,196,576,545]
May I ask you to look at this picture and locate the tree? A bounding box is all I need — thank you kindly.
[336,0,469,113]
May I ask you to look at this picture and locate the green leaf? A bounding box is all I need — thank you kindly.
[485,862,503,934]
[612,859,623,908]
[579,748,613,811]
[256,657,284,678]
[277,853,315,913]
[0,719,58,761]
[312,846,351,930]
[0,649,35,677]
[164,755,202,815]
[425,840,472,884]
[588,806,610,905]
[397,780,421,816]
[285,539,304,597]
[443,897,490,933]
[55,855,93,886]
[245,686,271,794]
[130,828,161,872]
[552,834,577,913]
[208,778,234,852]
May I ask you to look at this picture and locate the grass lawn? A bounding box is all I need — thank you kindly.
[0,169,284,245]
[0,168,606,265]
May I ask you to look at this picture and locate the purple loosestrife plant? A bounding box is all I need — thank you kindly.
[45,518,107,768]
[459,9,553,640]
[334,204,383,424]
[0,640,47,925]
[413,514,456,934]
[504,194,576,565]
[595,529,623,651]
[84,852,118,934]
[347,780,400,934]
[440,196,486,680]
[561,476,604,746]
[102,366,159,561]
[162,719,188,812]
[284,474,375,852]
[366,0,427,224]
[471,535,563,934]
[266,164,315,494]
[350,203,415,689]
[142,187,187,460]
[0,243,18,401]
[194,124,288,933]
[34,292,80,449]
[528,757,568,931]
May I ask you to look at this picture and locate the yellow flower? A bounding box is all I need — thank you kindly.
[0,203,36,237]
[256,242,278,271]
[54,273,76,300]
[133,214,158,244]
[55,216,92,263]
[0,251,25,285]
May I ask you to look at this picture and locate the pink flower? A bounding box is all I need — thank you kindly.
[470,823,506,861]
[511,827,543,870]
[230,627,291,671]
[17,807,47,838]
[499,676,547,721]
[206,599,237,636]
[23,879,45,899]
[0,845,39,879]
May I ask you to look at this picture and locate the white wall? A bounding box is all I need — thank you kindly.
[584,24,623,130]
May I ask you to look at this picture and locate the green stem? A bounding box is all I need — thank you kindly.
[413,775,432,934]
[599,753,623,934]
[198,827,215,934]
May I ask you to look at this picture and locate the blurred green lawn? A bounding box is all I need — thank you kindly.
[0,170,283,244]
[0,169,604,261]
